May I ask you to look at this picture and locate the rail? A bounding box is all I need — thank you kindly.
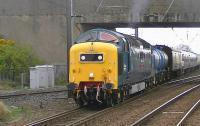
[25,74,200,126]
[25,108,81,126]
[176,98,200,126]
[129,84,200,126]
[0,89,67,99]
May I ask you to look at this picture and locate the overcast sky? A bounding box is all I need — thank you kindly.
[116,28,200,54]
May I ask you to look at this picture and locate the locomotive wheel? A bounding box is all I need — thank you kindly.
[77,98,84,107]
[114,92,121,104]
[106,94,114,107]
[120,90,125,102]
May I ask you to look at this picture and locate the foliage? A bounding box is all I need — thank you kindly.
[0,39,15,46]
[0,43,43,73]
[0,104,25,122]
[55,77,67,86]
[0,101,10,120]
[0,81,20,90]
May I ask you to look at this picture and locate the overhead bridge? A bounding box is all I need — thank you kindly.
[73,0,200,32]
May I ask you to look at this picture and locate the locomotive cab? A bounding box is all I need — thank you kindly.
[68,29,127,106]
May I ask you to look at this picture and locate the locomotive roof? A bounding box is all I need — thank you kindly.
[75,28,151,48]
[75,28,123,43]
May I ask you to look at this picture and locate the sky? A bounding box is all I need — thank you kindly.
[116,28,200,54]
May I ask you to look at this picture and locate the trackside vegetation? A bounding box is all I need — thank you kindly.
[0,38,43,87]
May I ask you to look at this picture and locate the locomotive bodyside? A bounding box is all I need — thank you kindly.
[123,35,152,86]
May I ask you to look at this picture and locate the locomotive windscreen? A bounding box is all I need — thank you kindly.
[80,54,103,62]
[76,29,120,43]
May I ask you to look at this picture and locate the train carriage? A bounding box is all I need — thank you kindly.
[154,45,183,76]
[181,50,198,72]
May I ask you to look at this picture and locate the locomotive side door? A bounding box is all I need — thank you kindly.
[118,39,130,86]
[122,39,130,85]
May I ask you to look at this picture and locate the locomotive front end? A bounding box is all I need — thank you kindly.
[68,42,118,106]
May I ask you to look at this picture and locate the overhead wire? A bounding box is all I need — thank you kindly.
[96,0,104,12]
[162,0,176,22]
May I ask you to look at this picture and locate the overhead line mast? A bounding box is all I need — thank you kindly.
[66,0,72,83]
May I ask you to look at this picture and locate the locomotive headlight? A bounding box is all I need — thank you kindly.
[89,73,94,78]
[81,55,85,61]
[98,55,103,60]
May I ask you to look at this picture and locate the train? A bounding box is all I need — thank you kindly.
[67,28,200,107]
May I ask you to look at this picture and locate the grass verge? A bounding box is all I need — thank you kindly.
[0,103,27,123]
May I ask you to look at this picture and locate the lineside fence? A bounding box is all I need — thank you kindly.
[0,64,67,88]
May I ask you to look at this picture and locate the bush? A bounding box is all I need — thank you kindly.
[0,43,43,73]
[0,39,43,84]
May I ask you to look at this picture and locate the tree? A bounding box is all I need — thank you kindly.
[0,39,43,83]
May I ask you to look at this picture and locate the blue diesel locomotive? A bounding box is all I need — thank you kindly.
[68,29,200,106]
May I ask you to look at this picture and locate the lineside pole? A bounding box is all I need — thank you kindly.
[66,0,72,83]
[135,27,138,38]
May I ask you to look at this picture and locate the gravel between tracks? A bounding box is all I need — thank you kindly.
[77,83,198,126]
[183,104,200,126]
[142,87,200,126]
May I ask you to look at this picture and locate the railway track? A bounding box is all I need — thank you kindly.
[1,75,198,100]
[0,89,67,99]
[177,98,200,126]
[181,99,200,125]
[130,84,200,126]
[166,74,200,85]
[25,107,100,126]
[25,75,200,126]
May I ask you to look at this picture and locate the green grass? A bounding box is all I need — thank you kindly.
[0,106,26,123]
[0,81,21,90]
[55,77,67,86]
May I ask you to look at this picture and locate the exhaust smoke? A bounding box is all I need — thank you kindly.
[129,0,151,22]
